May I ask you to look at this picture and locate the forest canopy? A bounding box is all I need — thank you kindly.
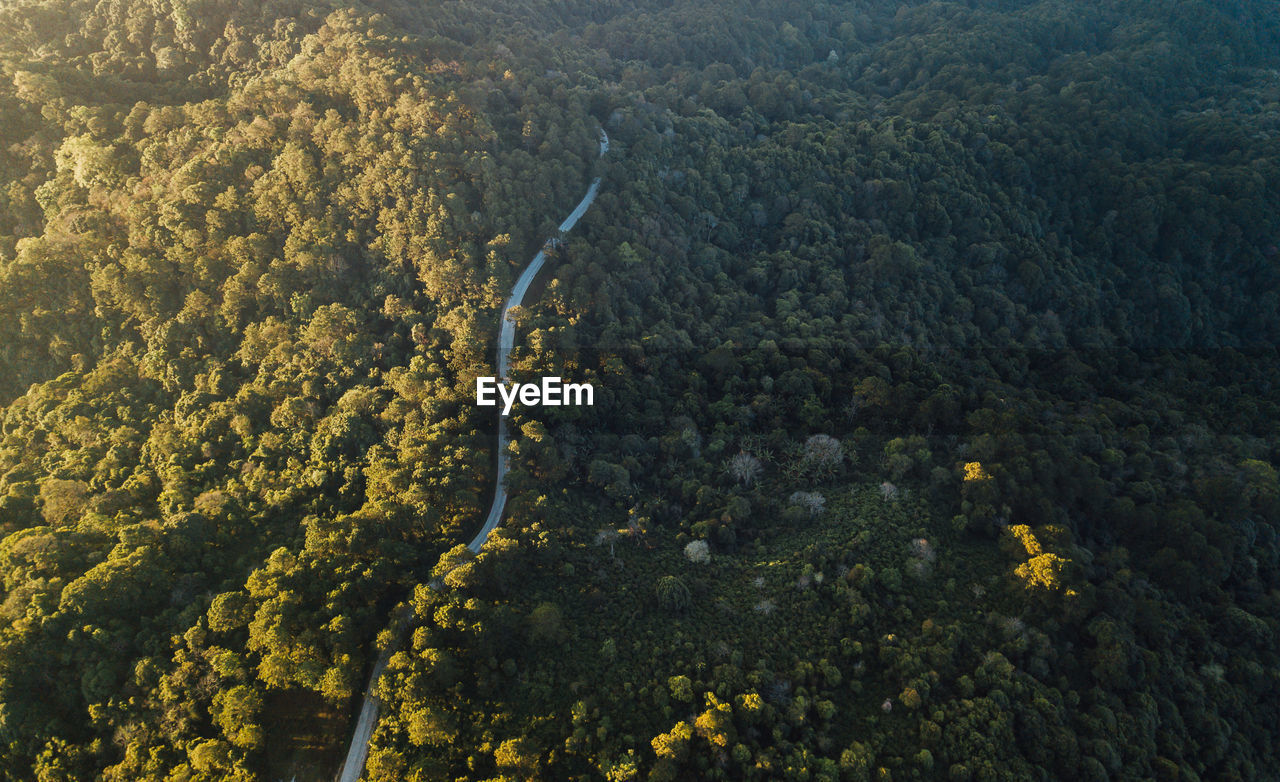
[0,0,1278,780]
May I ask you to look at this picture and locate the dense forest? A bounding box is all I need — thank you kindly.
[1,0,1278,779]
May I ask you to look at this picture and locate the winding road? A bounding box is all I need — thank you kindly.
[335,128,609,782]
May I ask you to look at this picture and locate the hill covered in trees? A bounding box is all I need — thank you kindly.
[1,0,1278,780]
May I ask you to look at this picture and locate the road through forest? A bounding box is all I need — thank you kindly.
[334,129,609,782]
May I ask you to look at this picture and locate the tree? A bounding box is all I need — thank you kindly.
[39,479,88,526]
[527,602,565,646]
[801,434,843,477]
[207,592,252,633]
[788,491,826,519]
[494,737,539,778]
[212,685,263,748]
[727,452,763,486]
[693,694,736,748]
[651,721,693,761]
[594,528,620,559]
[655,576,692,612]
[667,675,694,703]
[684,540,711,564]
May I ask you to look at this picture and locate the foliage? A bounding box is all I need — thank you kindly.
[1,0,1279,779]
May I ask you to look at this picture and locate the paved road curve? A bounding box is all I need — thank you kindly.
[335,129,609,782]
